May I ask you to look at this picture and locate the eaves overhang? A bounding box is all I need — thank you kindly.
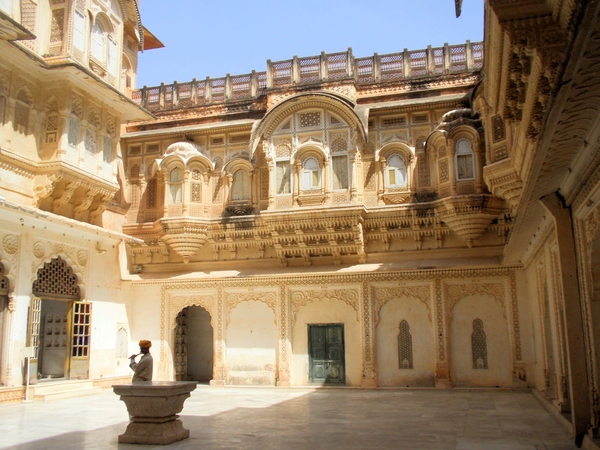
[5,40,154,122]
[122,119,257,140]
[0,197,143,244]
[0,9,35,41]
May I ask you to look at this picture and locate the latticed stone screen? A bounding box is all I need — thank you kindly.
[381,53,403,80]
[472,318,488,369]
[398,320,414,369]
[409,50,427,76]
[273,60,292,86]
[331,138,347,153]
[418,157,430,187]
[299,56,320,83]
[14,99,30,134]
[439,158,449,183]
[191,182,202,203]
[327,53,347,79]
[50,8,65,43]
[146,179,157,208]
[299,112,321,128]
[174,308,188,381]
[356,57,374,83]
[492,115,506,143]
[32,257,80,299]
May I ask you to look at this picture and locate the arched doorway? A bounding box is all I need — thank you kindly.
[174,306,213,382]
[29,257,89,381]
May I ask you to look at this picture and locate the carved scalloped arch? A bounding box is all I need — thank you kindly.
[225,291,277,326]
[373,285,432,324]
[32,255,83,300]
[169,294,215,331]
[289,288,359,327]
[292,145,327,166]
[250,92,367,158]
[378,142,414,164]
[222,158,253,175]
[445,282,506,321]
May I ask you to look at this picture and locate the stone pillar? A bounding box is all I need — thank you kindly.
[434,277,451,388]
[361,281,377,387]
[378,157,387,205]
[349,150,359,203]
[277,285,291,386]
[293,162,300,206]
[541,192,591,445]
[210,287,226,386]
[474,139,484,194]
[448,142,458,196]
[162,172,169,217]
[267,160,275,210]
[323,159,331,205]
[182,169,190,216]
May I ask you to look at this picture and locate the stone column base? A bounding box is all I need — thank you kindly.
[118,417,189,445]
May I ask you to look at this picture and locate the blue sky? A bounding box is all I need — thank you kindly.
[137,0,484,88]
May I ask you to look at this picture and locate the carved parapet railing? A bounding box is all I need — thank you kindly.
[132,42,483,112]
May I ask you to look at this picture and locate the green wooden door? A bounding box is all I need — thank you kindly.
[309,324,345,385]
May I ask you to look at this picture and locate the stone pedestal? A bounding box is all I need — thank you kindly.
[113,381,197,445]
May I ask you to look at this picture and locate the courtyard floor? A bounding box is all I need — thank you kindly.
[0,386,578,450]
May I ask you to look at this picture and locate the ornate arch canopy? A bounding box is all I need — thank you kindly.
[249,92,368,158]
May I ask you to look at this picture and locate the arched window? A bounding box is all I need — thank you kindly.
[90,16,118,76]
[456,138,475,180]
[398,320,413,369]
[169,167,183,204]
[301,157,321,190]
[472,318,488,369]
[72,7,86,52]
[116,328,128,359]
[91,21,105,61]
[231,169,250,201]
[385,154,407,188]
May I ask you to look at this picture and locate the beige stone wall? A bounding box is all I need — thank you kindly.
[135,266,524,388]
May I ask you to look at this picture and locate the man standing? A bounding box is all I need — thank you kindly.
[129,340,153,382]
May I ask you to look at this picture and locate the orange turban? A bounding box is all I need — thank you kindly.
[139,340,152,348]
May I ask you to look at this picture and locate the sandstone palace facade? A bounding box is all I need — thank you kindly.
[1,0,600,446]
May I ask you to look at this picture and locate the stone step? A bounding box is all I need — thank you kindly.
[31,379,101,402]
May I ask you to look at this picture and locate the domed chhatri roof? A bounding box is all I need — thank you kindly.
[163,141,204,159]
